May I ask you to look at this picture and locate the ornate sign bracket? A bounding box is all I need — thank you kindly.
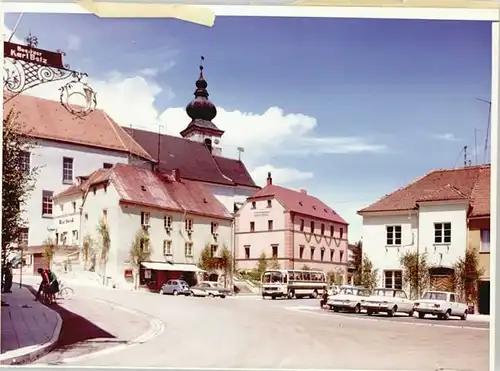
[3,34,97,118]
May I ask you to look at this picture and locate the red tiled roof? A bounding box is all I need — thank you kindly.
[125,127,258,188]
[248,184,348,225]
[358,165,490,216]
[53,169,110,199]
[4,94,154,161]
[470,166,490,217]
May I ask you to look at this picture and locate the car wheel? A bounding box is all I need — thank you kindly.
[367,309,374,316]
[271,296,276,300]
[208,293,214,298]
[387,306,396,317]
[443,310,451,320]
[353,304,361,314]
[173,290,178,296]
[311,290,318,299]
[159,289,164,295]
[220,295,226,299]
[460,310,468,320]
[333,307,340,312]
[190,291,195,297]
[408,310,414,318]
[418,312,426,319]
[287,290,295,299]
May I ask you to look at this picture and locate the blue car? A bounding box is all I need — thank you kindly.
[159,280,190,296]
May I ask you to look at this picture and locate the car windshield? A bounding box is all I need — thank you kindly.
[374,289,395,297]
[262,271,283,284]
[422,292,447,301]
[178,281,189,287]
[339,288,370,296]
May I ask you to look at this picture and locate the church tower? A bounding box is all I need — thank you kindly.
[180,56,224,156]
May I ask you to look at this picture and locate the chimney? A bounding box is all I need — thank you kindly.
[172,168,180,182]
[266,172,272,186]
[204,138,213,154]
[300,189,307,195]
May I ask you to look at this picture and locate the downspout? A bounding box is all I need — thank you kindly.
[291,212,295,269]
[230,218,235,294]
[416,206,420,299]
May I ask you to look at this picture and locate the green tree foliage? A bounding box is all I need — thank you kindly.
[268,257,280,269]
[352,240,363,285]
[253,252,268,280]
[359,254,378,291]
[399,250,429,299]
[42,237,55,268]
[327,270,344,285]
[2,110,38,255]
[301,264,311,271]
[454,250,484,304]
[97,218,111,265]
[130,229,151,289]
[82,235,95,270]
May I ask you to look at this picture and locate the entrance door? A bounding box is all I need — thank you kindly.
[478,280,490,315]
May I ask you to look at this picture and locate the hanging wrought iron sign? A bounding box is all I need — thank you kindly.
[3,34,97,118]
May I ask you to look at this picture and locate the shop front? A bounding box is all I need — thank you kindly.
[140,261,206,292]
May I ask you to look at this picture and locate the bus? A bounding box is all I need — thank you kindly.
[261,269,327,299]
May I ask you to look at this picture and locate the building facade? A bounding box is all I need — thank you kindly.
[53,164,233,290]
[358,165,490,301]
[6,93,154,251]
[235,173,349,280]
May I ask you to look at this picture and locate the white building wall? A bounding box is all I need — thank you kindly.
[25,139,132,247]
[203,183,257,214]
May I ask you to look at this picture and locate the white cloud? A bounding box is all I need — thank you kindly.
[250,165,313,187]
[67,34,81,51]
[432,133,459,141]
[3,24,22,44]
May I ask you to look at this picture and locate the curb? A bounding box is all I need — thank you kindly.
[0,286,63,365]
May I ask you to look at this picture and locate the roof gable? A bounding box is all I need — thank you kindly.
[416,184,469,203]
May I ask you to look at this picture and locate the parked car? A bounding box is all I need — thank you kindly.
[190,281,232,298]
[159,280,190,296]
[414,291,468,320]
[327,285,371,313]
[327,285,340,296]
[362,288,414,317]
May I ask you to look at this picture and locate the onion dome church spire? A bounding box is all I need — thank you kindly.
[180,56,224,146]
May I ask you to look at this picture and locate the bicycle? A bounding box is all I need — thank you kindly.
[57,281,75,300]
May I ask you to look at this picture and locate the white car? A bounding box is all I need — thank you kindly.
[362,288,415,317]
[327,286,371,313]
[414,291,468,320]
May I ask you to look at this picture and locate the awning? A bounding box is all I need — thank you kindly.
[141,262,206,273]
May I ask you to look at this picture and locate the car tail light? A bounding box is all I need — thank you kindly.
[382,301,388,304]
[434,304,440,308]
[414,302,420,307]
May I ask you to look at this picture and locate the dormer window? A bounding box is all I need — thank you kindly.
[251,201,256,209]
[267,200,272,208]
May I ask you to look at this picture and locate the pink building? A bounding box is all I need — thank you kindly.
[235,173,349,281]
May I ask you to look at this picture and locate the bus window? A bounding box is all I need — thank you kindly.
[296,272,303,281]
[303,272,310,281]
[283,275,288,283]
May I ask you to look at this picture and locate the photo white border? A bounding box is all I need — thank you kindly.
[2,3,498,371]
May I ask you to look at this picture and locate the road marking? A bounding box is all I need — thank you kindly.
[285,306,489,331]
[23,367,423,371]
[37,297,165,365]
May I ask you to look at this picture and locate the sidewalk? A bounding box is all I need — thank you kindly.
[0,285,62,365]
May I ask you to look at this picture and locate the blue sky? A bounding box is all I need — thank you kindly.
[4,13,492,242]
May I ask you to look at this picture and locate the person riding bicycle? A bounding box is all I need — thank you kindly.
[35,268,59,304]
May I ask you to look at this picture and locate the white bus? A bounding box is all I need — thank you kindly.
[261,269,327,299]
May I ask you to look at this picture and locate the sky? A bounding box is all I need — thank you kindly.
[3,13,493,242]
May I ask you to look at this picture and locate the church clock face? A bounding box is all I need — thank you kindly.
[214,139,220,145]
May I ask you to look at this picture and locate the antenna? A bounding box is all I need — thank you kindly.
[8,13,24,43]
[156,124,164,170]
[237,147,245,161]
[476,98,492,164]
[463,145,468,167]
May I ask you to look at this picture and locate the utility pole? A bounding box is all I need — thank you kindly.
[463,145,468,167]
[237,147,244,161]
[474,129,478,165]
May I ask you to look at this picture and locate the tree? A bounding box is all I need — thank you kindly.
[268,257,280,269]
[253,252,268,280]
[454,250,484,306]
[198,243,215,273]
[399,251,429,299]
[129,229,151,289]
[82,235,95,270]
[301,264,311,271]
[2,110,38,257]
[358,254,378,291]
[198,243,233,286]
[327,270,344,285]
[96,218,111,275]
[219,245,233,288]
[42,237,55,268]
[352,240,363,285]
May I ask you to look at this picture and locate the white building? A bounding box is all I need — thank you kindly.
[358,167,485,293]
[53,163,233,289]
[5,93,154,251]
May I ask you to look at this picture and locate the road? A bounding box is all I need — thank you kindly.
[40,285,489,371]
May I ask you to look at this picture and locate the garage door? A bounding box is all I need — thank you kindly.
[430,274,454,292]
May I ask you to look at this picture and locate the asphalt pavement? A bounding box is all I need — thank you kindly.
[42,286,489,371]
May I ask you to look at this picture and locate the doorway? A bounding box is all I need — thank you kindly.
[478,280,490,315]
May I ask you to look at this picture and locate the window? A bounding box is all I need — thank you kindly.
[310,221,315,233]
[72,201,77,213]
[250,221,255,232]
[330,249,335,262]
[271,245,278,258]
[211,244,218,256]
[141,212,150,226]
[103,162,113,169]
[211,222,218,234]
[185,242,193,256]
[244,245,250,259]
[386,225,402,246]
[330,225,334,237]
[268,220,273,231]
[339,250,344,263]
[299,245,305,259]
[300,219,304,231]
[384,270,403,290]
[320,223,325,235]
[18,228,29,247]
[310,247,315,260]
[42,190,53,216]
[251,201,256,209]
[60,204,64,212]
[449,293,456,302]
[102,209,108,223]
[480,229,490,252]
[320,247,325,261]
[20,151,30,174]
[62,157,74,183]
[163,240,172,255]
[140,237,149,253]
[434,222,451,244]
[340,227,344,239]
[267,200,272,208]
[185,218,193,231]
[72,230,79,244]
[164,215,172,229]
